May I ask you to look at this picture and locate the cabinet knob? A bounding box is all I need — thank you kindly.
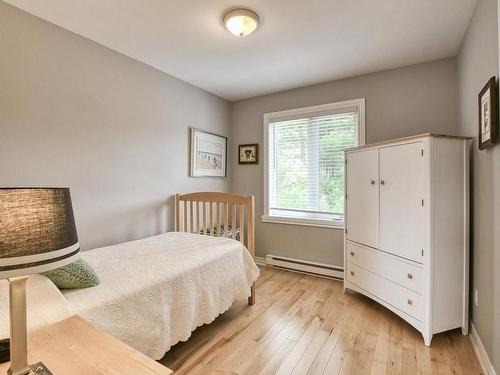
[370,180,375,185]
[407,273,413,280]
[380,180,385,185]
[407,299,413,305]
[350,251,355,256]
[350,271,355,276]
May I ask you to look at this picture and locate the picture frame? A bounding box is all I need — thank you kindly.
[238,144,259,164]
[478,76,498,150]
[190,128,227,177]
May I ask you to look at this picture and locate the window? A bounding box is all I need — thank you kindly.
[263,99,365,228]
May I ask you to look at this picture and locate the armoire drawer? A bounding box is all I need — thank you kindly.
[346,262,424,321]
[346,241,423,294]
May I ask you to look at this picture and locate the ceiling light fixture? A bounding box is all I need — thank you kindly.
[223,8,260,37]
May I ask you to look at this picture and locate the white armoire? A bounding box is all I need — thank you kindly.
[344,133,471,346]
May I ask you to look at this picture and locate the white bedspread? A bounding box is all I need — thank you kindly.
[62,232,260,359]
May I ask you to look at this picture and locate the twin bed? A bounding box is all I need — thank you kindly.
[0,192,260,360]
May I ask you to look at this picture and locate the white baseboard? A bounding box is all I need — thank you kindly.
[253,256,266,266]
[253,254,343,279]
[470,323,497,375]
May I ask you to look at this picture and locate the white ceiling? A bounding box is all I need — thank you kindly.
[5,0,477,101]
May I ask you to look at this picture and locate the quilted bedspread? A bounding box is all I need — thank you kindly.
[62,232,260,359]
[0,274,72,339]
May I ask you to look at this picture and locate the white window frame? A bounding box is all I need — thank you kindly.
[262,98,366,229]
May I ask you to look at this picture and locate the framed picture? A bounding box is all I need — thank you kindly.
[238,144,259,164]
[190,128,227,177]
[478,77,498,150]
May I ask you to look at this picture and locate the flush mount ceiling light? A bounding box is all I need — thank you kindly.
[223,8,260,37]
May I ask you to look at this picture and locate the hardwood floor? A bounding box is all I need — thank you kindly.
[160,266,483,375]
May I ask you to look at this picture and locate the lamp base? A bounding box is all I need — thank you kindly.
[7,362,53,375]
[28,362,53,375]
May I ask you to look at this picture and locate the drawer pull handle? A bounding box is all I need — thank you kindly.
[380,180,385,185]
[407,299,413,306]
[350,251,355,256]
[407,273,413,279]
[350,271,355,276]
[370,180,375,185]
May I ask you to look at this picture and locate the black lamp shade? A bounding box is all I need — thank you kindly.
[0,188,79,278]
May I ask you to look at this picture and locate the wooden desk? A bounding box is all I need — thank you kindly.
[0,315,172,375]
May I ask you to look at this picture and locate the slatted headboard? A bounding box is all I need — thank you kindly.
[175,192,256,304]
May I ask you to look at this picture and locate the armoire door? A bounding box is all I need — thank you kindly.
[379,142,425,263]
[345,149,379,248]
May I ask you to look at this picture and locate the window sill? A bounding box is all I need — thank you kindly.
[261,215,344,229]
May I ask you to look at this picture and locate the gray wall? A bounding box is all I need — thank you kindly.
[0,2,231,251]
[230,58,459,266]
[457,0,500,371]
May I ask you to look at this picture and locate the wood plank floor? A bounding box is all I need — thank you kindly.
[160,266,483,375]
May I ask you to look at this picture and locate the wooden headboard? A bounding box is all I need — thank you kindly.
[175,192,256,304]
[175,192,255,256]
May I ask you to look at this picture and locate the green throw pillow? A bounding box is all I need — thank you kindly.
[44,259,100,289]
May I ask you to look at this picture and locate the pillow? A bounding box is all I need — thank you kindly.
[44,259,100,289]
[201,225,240,241]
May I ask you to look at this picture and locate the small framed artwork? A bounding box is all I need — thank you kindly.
[478,77,498,150]
[190,128,227,177]
[238,144,259,164]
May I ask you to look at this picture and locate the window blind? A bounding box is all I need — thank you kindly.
[268,110,359,221]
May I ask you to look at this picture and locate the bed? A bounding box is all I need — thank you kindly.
[175,192,257,304]
[0,192,260,360]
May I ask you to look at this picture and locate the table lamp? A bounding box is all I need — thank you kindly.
[0,188,80,375]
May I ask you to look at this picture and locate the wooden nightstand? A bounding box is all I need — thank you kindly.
[0,315,172,375]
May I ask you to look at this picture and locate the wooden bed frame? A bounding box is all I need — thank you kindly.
[175,192,256,305]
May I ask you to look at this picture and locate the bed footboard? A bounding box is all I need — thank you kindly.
[175,192,256,305]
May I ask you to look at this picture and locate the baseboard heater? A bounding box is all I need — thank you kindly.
[264,254,344,280]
